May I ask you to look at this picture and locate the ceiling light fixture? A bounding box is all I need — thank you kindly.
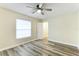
[37,10,41,13]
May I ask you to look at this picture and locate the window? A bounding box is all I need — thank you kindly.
[16,19,31,39]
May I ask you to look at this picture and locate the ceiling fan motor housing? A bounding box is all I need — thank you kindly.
[36,4,43,10]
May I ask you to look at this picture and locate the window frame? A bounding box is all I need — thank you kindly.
[16,19,32,39]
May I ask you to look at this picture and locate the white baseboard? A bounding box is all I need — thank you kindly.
[48,39,78,49]
[0,39,37,52]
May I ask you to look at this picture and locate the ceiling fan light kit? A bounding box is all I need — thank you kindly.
[37,10,41,13]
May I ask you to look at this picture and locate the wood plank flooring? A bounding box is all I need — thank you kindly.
[0,40,79,56]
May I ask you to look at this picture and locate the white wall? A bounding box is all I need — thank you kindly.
[0,7,40,50]
[48,12,79,47]
[77,12,79,48]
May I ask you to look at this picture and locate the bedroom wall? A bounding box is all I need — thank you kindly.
[77,12,79,48]
[48,11,79,47]
[0,7,40,50]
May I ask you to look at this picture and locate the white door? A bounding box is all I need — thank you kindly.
[37,23,43,39]
[37,22,48,39]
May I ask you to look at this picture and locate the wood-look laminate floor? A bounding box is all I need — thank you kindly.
[0,40,79,56]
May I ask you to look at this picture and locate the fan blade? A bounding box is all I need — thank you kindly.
[41,11,44,15]
[45,9,52,11]
[32,10,38,14]
[26,6,36,9]
[41,3,45,8]
[39,3,44,8]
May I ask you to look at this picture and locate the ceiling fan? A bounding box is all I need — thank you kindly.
[26,3,52,15]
